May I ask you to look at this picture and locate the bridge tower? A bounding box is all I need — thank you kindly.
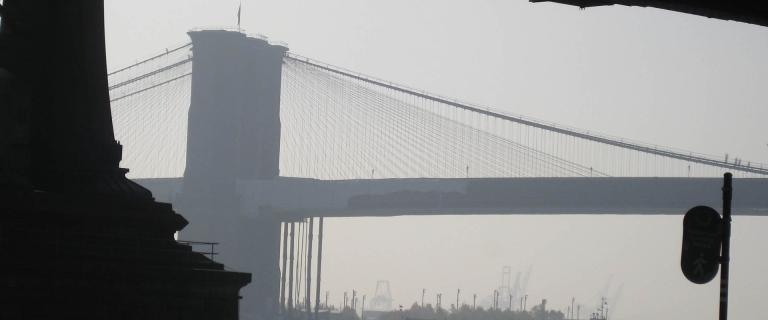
[177,29,287,320]
[183,30,285,199]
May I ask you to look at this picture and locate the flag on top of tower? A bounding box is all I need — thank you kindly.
[237,2,242,28]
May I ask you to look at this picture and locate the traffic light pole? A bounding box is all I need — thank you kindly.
[719,173,732,320]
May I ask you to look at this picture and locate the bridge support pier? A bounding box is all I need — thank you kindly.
[280,222,290,313]
[314,217,325,319]
[178,205,282,320]
[288,222,296,311]
[177,30,288,320]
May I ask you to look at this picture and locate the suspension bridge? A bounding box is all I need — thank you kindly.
[108,29,768,216]
[106,29,768,320]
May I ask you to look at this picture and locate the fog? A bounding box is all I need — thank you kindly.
[323,215,768,319]
[102,1,768,319]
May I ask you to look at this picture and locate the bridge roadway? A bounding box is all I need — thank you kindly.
[137,177,768,219]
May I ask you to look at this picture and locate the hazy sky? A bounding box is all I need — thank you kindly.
[105,0,768,162]
[104,1,768,319]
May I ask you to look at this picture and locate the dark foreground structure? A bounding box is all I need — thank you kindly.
[530,0,768,27]
[0,1,250,319]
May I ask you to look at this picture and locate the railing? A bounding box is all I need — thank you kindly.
[177,240,219,261]
[189,26,246,33]
[1,225,223,265]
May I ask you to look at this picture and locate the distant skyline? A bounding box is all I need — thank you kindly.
[103,1,768,319]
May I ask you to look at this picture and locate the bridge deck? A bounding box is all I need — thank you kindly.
[137,177,768,220]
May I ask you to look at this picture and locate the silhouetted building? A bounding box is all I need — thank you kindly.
[0,1,249,318]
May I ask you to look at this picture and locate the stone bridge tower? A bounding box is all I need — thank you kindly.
[178,30,287,320]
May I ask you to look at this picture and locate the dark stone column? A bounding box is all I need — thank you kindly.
[0,2,251,318]
[0,0,143,196]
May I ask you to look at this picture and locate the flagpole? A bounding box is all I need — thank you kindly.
[237,1,242,31]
